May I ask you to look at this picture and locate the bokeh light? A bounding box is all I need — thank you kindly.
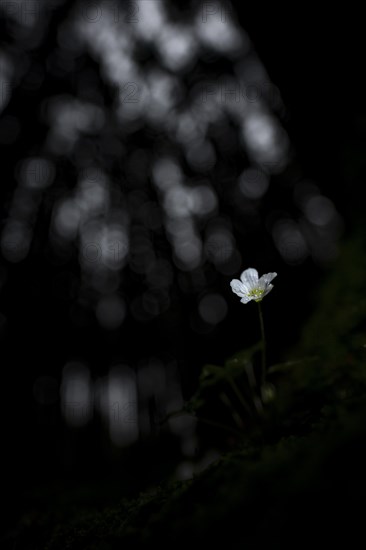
[0,0,343,453]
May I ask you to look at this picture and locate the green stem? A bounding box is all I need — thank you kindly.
[257,301,266,387]
[224,372,253,417]
[244,361,263,416]
[220,391,248,429]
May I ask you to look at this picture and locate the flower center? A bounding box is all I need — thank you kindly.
[247,287,264,302]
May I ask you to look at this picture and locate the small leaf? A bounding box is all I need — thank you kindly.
[199,364,226,389]
[225,342,262,375]
[183,398,204,414]
[267,356,319,374]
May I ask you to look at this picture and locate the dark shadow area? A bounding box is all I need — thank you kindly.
[1,2,366,547]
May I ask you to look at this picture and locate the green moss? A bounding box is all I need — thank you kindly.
[39,401,366,548]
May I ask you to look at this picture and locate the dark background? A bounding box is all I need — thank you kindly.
[1,0,365,527]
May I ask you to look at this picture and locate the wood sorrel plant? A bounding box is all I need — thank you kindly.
[170,267,318,442]
[230,268,277,394]
[165,268,279,441]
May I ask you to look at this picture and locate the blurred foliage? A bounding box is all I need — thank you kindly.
[8,229,366,548]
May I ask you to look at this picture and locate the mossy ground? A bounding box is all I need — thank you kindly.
[6,231,366,549]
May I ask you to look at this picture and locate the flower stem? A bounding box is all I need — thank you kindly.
[257,301,266,388]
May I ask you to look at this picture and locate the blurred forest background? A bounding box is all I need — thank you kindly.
[1,0,366,542]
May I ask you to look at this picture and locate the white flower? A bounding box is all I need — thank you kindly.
[230,268,277,304]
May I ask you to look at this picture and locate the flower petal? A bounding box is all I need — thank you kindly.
[262,284,274,297]
[260,272,277,287]
[240,295,252,304]
[230,279,247,297]
[240,268,258,288]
